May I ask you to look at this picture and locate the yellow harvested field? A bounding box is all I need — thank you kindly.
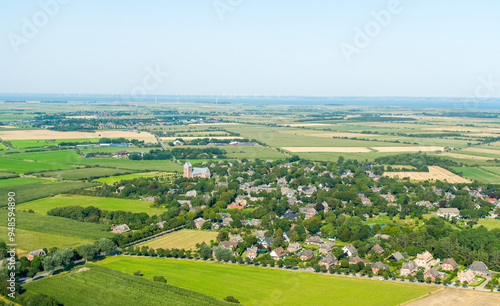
[463,148,500,155]
[0,125,16,129]
[372,146,445,152]
[441,153,493,161]
[282,147,372,153]
[137,229,218,250]
[407,288,500,306]
[385,166,471,183]
[0,130,156,141]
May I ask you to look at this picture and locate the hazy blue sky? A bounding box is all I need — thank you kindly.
[1,0,499,97]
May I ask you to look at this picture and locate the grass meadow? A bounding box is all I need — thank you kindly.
[36,167,136,180]
[0,181,99,204]
[137,229,218,250]
[451,167,500,184]
[0,210,114,241]
[18,195,168,215]
[98,256,438,306]
[22,264,230,306]
[95,172,172,184]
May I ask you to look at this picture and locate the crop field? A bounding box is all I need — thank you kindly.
[7,149,82,163]
[95,172,172,184]
[18,195,168,215]
[0,129,156,141]
[36,167,136,180]
[137,229,218,250]
[0,181,99,204]
[9,138,100,148]
[0,156,75,173]
[23,264,229,306]
[0,210,115,240]
[385,166,471,183]
[0,226,93,256]
[0,177,49,187]
[98,256,438,306]
[451,167,500,184]
[77,158,183,172]
[0,172,19,179]
[223,145,287,159]
[407,288,500,306]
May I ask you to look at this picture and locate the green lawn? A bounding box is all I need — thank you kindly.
[18,194,168,215]
[95,172,172,184]
[6,149,82,163]
[451,167,500,184]
[476,218,500,230]
[22,264,230,306]
[98,256,437,306]
[0,226,93,256]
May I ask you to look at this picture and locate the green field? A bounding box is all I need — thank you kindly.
[95,172,171,184]
[9,138,100,148]
[138,229,218,250]
[6,149,82,163]
[36,167,136,180]
[0,177,48,187]
[451,167,500,184]
[476,218,500,230]
[0,181,99,204]
[98,256,438,306]
[22,264,230,306]
[0,210,115,241]
[0,157,75,173]
[77,158,183,172]
[0,226,93,256]
[18,195,168,215]
[0,172,19,179]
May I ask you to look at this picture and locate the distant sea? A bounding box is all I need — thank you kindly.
[1,94,499,110]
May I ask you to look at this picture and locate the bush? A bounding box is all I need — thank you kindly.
[225,296,240,304]
[153,276,167,283]
[134,271,142,276]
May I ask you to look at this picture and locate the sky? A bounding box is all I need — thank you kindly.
[1,0,499,97]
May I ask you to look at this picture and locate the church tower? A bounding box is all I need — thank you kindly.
[183,161,192,178]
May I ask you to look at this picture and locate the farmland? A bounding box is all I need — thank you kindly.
[137,229,218,250]
[18,194,168,215]
[385,166,471,183]
[98,256,438,306]
[95,172,172,184]
[22,264,230,306]
[0,226,93,256]
[0,156,75,173]
[35,167,136,181]
[451,167,500,184]
[0,181,99,204]
[0,210,115,241]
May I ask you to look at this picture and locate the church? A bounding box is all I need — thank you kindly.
[183,161,211,178]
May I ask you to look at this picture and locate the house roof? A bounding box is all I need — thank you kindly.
[306,236,323,243]
[401,260,418,270]
[470,261,489,272]
[443,258,458,268]
[372,261,389,270]
[343,244,357,254]
[389,252,404,262]
[371,244,384,254]
[272,247,287,257]
[220,241,238,249]
[320,254,337,265]
[301,249,315,258]
[247,246,258,254]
